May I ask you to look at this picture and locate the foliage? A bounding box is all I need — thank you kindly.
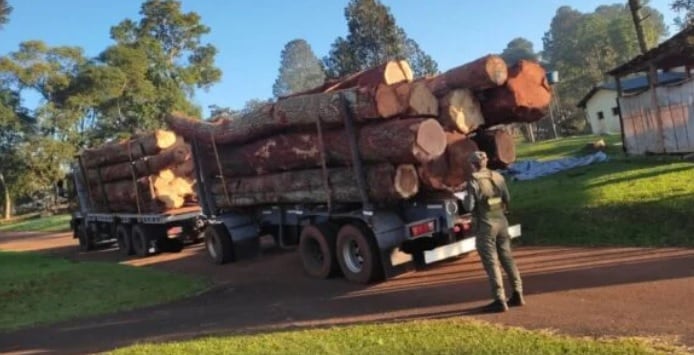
[91,0,222,137]
[500,37,538,65]
[0,251,207,330]
[542,4,666,110]
[511,135,694,247]
[671,0,694,28]
[111,318,683,355]
[272,39,325,97]
[0,0,10,29]
[323,0,438,78]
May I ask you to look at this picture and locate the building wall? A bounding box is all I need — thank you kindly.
[584,89,622,134]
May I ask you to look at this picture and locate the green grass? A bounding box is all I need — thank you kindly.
[508,134,694,247]
[516,134,623,161]
[111,318,685,355]
[0,251,208,331]
[0,214,71,233]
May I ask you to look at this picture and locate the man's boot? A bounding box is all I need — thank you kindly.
[481,299,508,313]
[507,291,525,307]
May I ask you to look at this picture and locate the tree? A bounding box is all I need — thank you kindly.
[0,87,33,219]
[500,37,538,65]
[93,0,222,137]
[0,0,11,29]
[273,39,325,97]
[671,0,694,28]
[324,0,438,78]
[541,4,666,110]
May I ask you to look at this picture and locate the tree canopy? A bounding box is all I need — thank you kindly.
[0,0,11,29]
[273,39,325,97]
[671,0,694,28]
[500,37,538,65]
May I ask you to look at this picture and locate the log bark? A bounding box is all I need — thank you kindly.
[85,141,191,183]
[425,55,508,96]
[438,89,485,134]
[205,118,445,176]
[419,133,479,191]
[210,164,418,207]
[471,129,516,169]
[281,60,413,98]
[81,130,178,169]
[167,82,437,145]
[480,60,552,125]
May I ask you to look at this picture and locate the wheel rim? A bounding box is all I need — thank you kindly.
[342,238,364,274]
[207,233,219,260]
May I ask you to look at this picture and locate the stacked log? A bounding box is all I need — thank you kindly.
[166,55,551,207]
[78,131,196,213]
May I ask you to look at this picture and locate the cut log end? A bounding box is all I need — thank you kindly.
[394,165,419,199]
[375,84,403,118]
[385,60,414,85]
[409,82,439,116]
[412,119,447,163]
[154,130,178,150]
[440,89,485,134]
[485,55,509,86]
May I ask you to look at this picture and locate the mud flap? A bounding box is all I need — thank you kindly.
[217,214,261,261]
[380,247,415,279]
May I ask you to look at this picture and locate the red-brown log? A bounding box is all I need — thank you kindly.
[280,60,414,98]
[471,129,516,169]
[80,130,178,169]
[210,164,418,207]
[438,89,485,134]
[205,118,446,176]
[419,132,479,191]
[85,141,191,183]
[480,60,552,124]
[425,55,508,96]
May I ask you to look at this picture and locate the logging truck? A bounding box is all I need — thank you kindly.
[64,161,205,257]
[188,94,521,284]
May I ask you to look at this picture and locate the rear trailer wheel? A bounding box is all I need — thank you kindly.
[115,224,134,256]
[77,222,94,252]
[336,224,383,284]
[131,224,156,257]
[299,223,339,279]
[205,225,233,264]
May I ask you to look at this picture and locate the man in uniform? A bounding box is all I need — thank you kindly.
[463,151,524,313]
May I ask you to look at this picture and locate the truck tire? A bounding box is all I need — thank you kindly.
[299,223,339,279]
[131,224,155,257]
[77,221,94,252]
[115,224,134,256]
[336,223,383,284]
[205,225,233,264]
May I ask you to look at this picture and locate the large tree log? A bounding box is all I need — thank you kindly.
[80,130,178,169]
[419,132,479,191]
[425,55,508,96]
[480,60,552,124]
[85,140,191,183]
[281,60,414,98]
[167,82,437,145]
[438,89,485,134]
[205,118,445,176]
[471,129,516,169]
[90,169,193,212]
[210,164,418,208]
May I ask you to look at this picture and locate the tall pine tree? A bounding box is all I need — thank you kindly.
[273,39,325,97]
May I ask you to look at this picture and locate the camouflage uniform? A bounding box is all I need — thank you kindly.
[465,153,522,303]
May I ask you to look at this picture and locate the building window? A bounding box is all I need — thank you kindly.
[597,111,604,120]
[612,107,620,116]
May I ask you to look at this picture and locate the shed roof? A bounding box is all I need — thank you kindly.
[577,72,687,108]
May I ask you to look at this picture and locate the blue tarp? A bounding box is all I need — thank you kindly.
[505,151,609,181]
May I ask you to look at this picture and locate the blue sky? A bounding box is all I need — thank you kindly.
[0,0,678,116]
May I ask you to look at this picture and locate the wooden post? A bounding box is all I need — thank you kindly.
[615,76,627,154]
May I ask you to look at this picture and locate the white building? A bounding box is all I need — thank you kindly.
[577,72,687,135]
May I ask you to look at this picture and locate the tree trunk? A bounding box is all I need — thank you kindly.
[167,82,437,145]
[419,133,479,191]
[472,129,516,169]
[480,60,552,125]
[90,170,193,213]
[425,55,508,96]
[0,172,10,220]
[81,130,178,169]
[210,164,418,207]
[282,60,414,98]
[85,140,191,183]
[205,118,446,177]
[438,89,485,134]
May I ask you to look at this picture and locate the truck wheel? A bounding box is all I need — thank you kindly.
[77,222,94,252]
[131,224,155,257]
[205,225,233,264]
[336,223,383,284]
[299,223,339,279]
[115,224,134,256]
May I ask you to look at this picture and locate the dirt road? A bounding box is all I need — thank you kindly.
[1,231,693,354]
